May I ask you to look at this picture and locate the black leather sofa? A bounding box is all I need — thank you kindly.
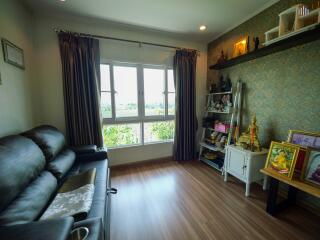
[0,125,115,240]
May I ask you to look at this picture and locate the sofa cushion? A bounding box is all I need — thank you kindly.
[0,171,57,226]
[0,135,46,213]
[22,125,66,161]
[47,149,75,180]
[68,159,108,221]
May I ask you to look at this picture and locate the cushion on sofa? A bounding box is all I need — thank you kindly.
[47,149,76,180]
[69,159,108,221]
[22,125,66,161]
[0,171,57,226]
[0,135,46,213]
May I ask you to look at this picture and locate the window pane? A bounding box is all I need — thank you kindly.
[144,121,174,143]
[101,92,112,118]
[103,123,141,147]
[100,64,111,91]
[167,69,175,92]
[113,66,138,118]
[168,93,175,115]
[144,68,165,116]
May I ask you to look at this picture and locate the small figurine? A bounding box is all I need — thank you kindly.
[225,76,232,92]
[253,37,260,51]
[209,83,217,93]
[236,114,262,152]
[219,75,227,92]
[217,50,227,64]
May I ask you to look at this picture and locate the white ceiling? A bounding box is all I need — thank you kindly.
[23,0,279,43]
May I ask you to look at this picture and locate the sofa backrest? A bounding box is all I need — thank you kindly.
[0,135,46,213]
[22,125,66,161]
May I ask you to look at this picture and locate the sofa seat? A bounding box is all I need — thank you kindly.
[0,125,113,240]
[68,158,108,221]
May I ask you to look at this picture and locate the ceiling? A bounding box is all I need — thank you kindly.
[23,0,279,43]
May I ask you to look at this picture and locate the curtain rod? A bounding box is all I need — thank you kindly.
[53,28,200,54]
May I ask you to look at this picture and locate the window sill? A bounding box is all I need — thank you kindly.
[107,140,173,150]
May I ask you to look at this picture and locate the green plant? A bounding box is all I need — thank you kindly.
[150,121,174,140]
[103,125,138,147]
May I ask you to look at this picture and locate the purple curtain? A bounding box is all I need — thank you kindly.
[58,33,103,147]
[173,49,198,161]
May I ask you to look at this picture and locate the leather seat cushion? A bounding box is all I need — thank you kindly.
[68,159,108,221]
[22,125,66,161]
[0,171,57,226]
[0,135,46,213]
[47,149,75,180]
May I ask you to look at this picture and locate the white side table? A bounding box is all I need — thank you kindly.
[224,145,269,197]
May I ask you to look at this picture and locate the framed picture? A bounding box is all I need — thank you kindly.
[301,148,320,187]
[265,141,300,179]
[287,130,320,149]
[282,141,307,173]
[1,38,25,70]
[233,37,248,58]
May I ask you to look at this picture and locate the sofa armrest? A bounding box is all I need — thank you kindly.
[0,217,74,240]
[71,145,108,162]
[71,145,97,154]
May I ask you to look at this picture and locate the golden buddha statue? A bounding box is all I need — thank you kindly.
[237,114,262,152]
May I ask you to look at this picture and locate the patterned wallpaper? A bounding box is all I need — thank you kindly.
[207,0,320,146]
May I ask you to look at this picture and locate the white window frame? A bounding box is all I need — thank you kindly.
[100,60,175,147]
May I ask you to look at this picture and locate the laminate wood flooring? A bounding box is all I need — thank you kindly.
[110,160,319,240]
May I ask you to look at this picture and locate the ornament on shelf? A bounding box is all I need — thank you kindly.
[237,114,262,152]
[253,37,260,51]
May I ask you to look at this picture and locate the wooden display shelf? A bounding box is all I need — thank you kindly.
[210,25,320,70]
[261,168,320,198]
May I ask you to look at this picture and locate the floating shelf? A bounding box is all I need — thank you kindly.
[210,25,320,70]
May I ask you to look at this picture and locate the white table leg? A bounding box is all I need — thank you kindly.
[263,176,268,191]
[245,183,250,197]
[224,170,228,182]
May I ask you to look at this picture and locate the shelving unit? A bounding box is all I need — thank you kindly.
[199,81,243,173]
[210,25,320,70]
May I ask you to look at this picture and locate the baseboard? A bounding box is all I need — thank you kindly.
[110,156,174,170]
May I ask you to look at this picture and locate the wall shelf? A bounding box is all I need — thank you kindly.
[210,25,320,70]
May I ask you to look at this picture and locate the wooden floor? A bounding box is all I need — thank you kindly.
[110,160,319,240]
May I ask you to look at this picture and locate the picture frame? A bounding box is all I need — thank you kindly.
[282,141,307,173]
[1,38,25,70]
[233,37,248,58]
[301,148,320,188]
[287,130,320,149]
[265,141,300,179]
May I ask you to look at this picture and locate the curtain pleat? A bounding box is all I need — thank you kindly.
[58,33,103,147]
[173,49,198,161]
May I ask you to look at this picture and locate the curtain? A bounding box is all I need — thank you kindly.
[173,49,198,161]
[58,33,103,147]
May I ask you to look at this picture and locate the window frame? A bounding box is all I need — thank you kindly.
[100,60,175,147]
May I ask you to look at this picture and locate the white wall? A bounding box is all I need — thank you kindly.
[0,0,35,137]
[31,13,207,166]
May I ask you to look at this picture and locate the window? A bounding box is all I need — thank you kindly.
[100,62,175,148]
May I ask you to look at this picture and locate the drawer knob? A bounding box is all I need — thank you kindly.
[107,187,118,194]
